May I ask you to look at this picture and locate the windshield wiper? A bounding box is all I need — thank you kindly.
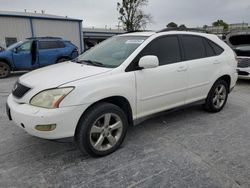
[76,59,106,67]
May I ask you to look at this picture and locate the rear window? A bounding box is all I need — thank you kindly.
[39,41,65,49]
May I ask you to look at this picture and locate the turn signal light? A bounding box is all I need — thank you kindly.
[35,124,56,131]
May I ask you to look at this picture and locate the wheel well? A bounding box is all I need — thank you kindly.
[0,58,12,69]
[217,75,231,91]
[75,96,134,136]
[56,56,70,62]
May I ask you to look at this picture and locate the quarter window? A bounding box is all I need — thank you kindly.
[207,39,224,55]
[140,36,181,66]
[182,36,206,60]
[203,38,216,57]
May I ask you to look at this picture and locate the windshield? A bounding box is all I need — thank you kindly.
[77,36,148,68]
[234,45,250,57]
[6,41,24,50]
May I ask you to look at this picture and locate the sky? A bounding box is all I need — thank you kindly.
[0,0,250,30]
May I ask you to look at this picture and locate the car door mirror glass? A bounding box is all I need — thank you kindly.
[139,55,159,69]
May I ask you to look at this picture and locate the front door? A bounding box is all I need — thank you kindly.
[12,41,33,69]
[134,35,187,118]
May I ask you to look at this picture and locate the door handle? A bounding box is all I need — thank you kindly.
[177,66,187,72]
[213,60,220,64]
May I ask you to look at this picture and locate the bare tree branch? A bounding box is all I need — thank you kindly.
[117,0,152,31]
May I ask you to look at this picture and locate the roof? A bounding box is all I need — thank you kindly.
[121,32,155,37]
[121,30,215,37]
[0,10,82,22]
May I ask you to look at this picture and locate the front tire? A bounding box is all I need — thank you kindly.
[0,62,10,78]
[75,103,128,157]
[204,79,229,113]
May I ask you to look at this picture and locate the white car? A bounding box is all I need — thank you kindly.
[234,45,250,79]
[7,30,238,157]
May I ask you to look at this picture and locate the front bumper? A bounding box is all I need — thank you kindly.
[237,67,250,79]
[7,94,88,139]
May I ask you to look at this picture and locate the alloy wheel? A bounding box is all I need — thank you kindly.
[212,84,227,109]
[0,63,9,78]
[89,113,123,151]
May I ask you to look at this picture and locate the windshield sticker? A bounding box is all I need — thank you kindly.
[125,40,144,44]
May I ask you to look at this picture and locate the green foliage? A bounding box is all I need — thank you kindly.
[117,0,152,31]
[212,20,229,30]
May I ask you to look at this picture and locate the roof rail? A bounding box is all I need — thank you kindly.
[26,36,63,40]
[125,30,153,33]
[157,27,209,34]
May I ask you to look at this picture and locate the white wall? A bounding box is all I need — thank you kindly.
[0,17,31,47]
[32,19,81,50]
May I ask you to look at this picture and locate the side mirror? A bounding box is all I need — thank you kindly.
[13,48,18,53]
[138,55,159,69]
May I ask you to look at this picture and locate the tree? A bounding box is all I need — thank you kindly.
[212,20,229,30]
[166,22,178,28]
[117,0,152,31]
[179,24,186,29]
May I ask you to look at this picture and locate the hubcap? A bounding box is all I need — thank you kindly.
[90,113,123,151]
[0,64,8,78]
[213,84,227,109]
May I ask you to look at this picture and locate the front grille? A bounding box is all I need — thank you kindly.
[237,57,250,68]
[12,82,31,98]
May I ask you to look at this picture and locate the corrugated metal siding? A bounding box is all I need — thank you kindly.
[32,19,81,50]
[0,17,31,47]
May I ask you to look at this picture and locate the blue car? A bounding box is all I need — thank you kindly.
[0,37,78,78]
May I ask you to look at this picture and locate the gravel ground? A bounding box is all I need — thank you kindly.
[0,73,249,188]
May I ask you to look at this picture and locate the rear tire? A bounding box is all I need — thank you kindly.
[75,103,128,157]
[57,58,69,63]
[204,79,229,113]
[0,62,10,78]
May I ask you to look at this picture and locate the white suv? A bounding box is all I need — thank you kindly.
[7,30,238,157]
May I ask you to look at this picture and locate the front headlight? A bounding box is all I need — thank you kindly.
[30,87,74,109]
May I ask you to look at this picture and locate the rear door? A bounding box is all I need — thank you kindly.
[135,35,188,118]
[38,40,66,67]
[181,35,223,103]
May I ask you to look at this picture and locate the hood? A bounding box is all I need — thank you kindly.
[19,62,112,88]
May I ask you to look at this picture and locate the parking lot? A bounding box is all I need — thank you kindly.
[0,74,249,188]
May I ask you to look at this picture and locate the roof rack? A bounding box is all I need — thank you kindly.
[26,36,63,40]
[157,28,209,34]
[125,30,153,33]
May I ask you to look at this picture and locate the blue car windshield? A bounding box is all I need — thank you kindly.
[77,36,148,68]
[6,41,24,50]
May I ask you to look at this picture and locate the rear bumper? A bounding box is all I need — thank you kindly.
[7,94,87,139]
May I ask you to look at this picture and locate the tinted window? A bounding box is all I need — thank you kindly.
[140,36,181,66]
[39,41,65,49]
[182,36,206,60]
[207,40,224,55]
[203,38,216,57]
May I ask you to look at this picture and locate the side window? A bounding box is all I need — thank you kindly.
[55,41,65,48]
[182,36,206,60]
[203,38,216,57]
[17,41,32,52]
[140,36,181,66]
[207,40,224,55]
[39,41,65,50]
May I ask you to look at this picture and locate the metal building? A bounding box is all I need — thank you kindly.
[0,11,83,52]
[83,28,125,50]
